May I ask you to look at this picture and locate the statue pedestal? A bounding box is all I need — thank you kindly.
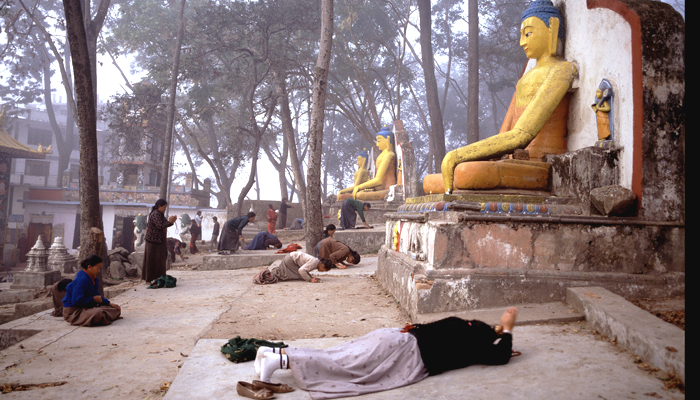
[11,270,62,289]
[378,210,685,321]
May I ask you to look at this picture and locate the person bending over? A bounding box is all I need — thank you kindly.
[339,198,372,229]
[253,251,334,284]
[315,236,360,269]
[62,255,122,327]
[255,307,518,399]
[167,237,188,262]
[245,231,283,250]
[218,212,256,254]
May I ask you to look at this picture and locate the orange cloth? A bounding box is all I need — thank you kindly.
[275,243,302,254]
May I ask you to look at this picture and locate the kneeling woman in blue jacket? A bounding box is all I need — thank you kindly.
[62,255,122,327]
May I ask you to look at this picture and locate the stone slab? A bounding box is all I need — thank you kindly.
[10,270,62,289]
[567,286,685,383]
[201,252,287,270]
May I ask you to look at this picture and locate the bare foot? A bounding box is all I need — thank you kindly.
[499,307,517,331]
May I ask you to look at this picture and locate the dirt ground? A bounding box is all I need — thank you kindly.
[162,241,410,341]
[627,295,685,330]
[201,271,410,341]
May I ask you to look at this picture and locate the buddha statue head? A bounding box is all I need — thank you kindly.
[357,148,369,169]
[520,0,564,60]
[376,126,393,151]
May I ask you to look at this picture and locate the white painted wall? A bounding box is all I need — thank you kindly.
[556,0,635,189]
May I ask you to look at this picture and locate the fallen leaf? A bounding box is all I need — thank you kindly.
[665,346,677,352]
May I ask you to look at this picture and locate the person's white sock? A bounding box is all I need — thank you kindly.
[260,353,289,382]
[254,346,279,375]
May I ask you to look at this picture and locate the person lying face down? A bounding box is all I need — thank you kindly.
[253,251,334,284]
[61,255,122,327]
[253,307,519,399]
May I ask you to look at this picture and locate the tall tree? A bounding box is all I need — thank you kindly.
[158,0,186,203]
[305,0,333,252]
[466,0,479,144]
[417,0,445,172]
[62,0,101,259]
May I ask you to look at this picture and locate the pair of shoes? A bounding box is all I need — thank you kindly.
[236,381,274,399]
[252,380,294,393]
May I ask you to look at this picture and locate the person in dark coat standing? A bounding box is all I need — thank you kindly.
[189,219,201,254]
[143,199,177,282]
[278,198,292,230]
[210,216,220,251]
[16,233,30,263]
[218,212,256,253]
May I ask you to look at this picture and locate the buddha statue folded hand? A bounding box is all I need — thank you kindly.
[423,0,577,194]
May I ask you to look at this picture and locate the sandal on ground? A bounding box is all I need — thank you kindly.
[252,380,295,393]
[236,381,275,399]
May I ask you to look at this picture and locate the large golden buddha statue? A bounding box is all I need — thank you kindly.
[337,127,396,201]
[423,0,577,194]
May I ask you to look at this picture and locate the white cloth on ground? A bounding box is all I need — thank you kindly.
[284,328,428,400]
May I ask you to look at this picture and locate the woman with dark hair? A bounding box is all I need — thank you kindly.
[255,307,518,399]
[266,204,277,235]
[143,199,178,282]
[62,255,122,326]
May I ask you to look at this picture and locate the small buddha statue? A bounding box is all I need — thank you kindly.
[424,0,577,194]
[592,88,612,141]
[338,149,370,195]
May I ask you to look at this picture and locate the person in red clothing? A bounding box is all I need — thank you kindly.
[267,204,278,234]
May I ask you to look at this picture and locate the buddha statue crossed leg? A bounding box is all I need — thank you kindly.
[337,127,397,202]
[423,0,577,194]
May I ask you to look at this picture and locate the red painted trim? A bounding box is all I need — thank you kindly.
[587,0,643,209]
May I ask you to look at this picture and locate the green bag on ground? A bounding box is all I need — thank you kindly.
[147,274,177,289]
[220,336,287,363]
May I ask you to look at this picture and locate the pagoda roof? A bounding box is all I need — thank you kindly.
[0,107,46,159]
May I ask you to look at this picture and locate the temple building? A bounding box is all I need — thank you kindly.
[2,98,212,267]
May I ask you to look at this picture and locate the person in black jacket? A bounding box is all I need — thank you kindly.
[256,307,518,399]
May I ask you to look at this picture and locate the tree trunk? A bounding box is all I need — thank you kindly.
[159,0,187,203]
[467,0,480,144]
[272,69,307,214]
[417,0,446,172]
[63,0,102,260]
[305,0,333,253]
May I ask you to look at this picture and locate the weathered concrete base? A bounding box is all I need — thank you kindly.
[333,228,385,254]
[10,270,62,289]
[567,287,685,384]
[200,252,286,270]
[377,246,685,320]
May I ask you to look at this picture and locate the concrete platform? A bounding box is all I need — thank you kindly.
[201,251,287,270]
[166,320,682,400]
[567,286,685,384]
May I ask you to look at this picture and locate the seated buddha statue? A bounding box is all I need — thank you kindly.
[337,126,397,201]
[423,0,577,194]
[338,148,370,196]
